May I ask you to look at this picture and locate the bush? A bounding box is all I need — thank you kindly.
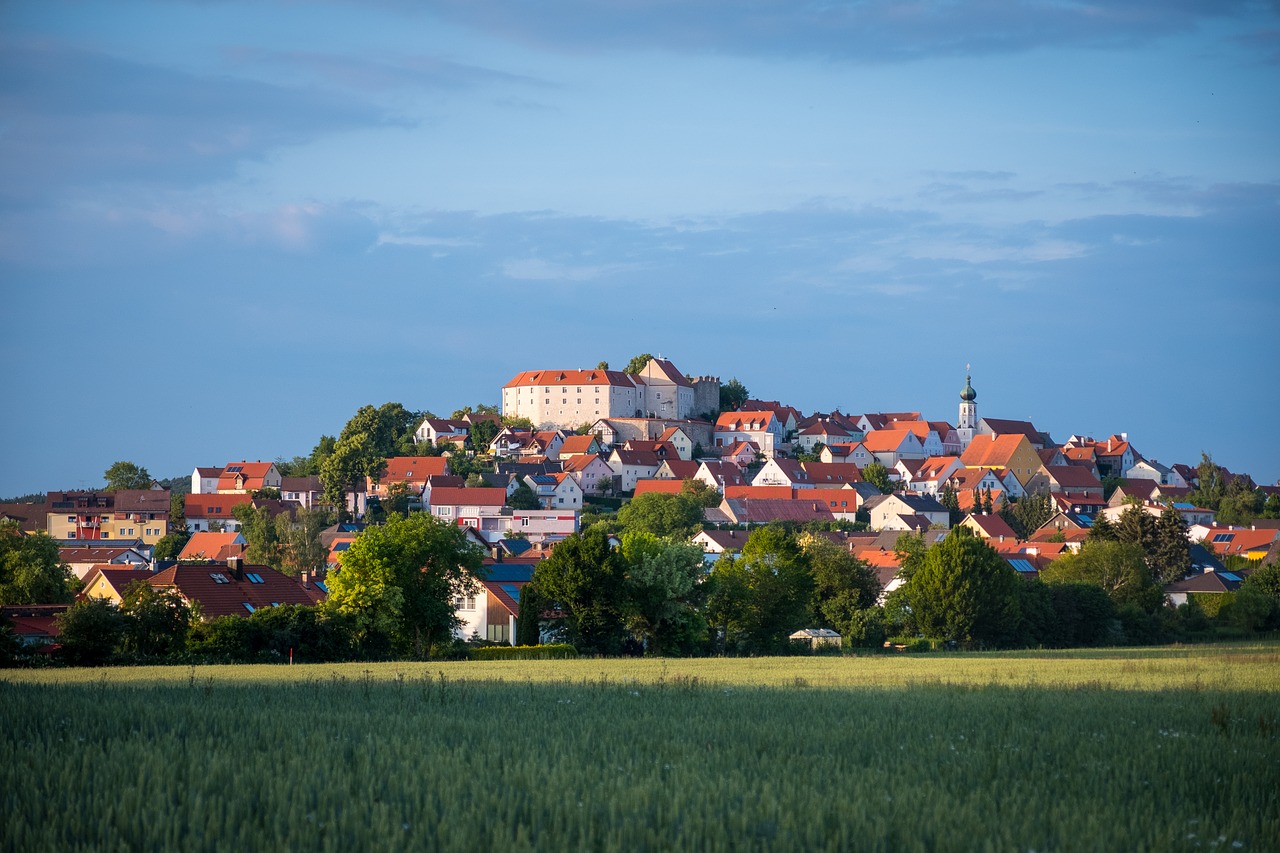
[471,644,579,661]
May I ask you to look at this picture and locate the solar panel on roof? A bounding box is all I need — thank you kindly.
[226,465,242,473]
[499,583,522,602]
[1220,572,1242,582]
[1212,533,1234,543]
[1008,559,1036,573]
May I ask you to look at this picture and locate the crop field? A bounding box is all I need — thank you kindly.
[4,644,1279,851]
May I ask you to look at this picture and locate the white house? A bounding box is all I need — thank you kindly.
[608,448,662,493]
[561,454,614,495]
[523,473,584,511]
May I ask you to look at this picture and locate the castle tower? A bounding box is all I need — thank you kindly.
[957,367,977,450]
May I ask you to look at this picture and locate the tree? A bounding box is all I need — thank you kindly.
[276,507,332,578]
[0,522,75,605]
[719,378,750,413]
[1115,503,1158,554]
[339,402,421,458]
[618,532,706,656]
[380,481,417,519]
[616,492,704,539]
[595,361,609,370]
[623,353,654,375]
[119,580,191,657]
[232,503,281,570]
[1150,502,1191,584]
[103,460,152,491]
[152,532,190,562]
[1039,540,1163,613]
[1088,510,1118,542]
[320,431,386,518]
[324,513,485,657]
[799,533,881,641]
[680,478,722,509]
[507,482,540,510]
[1001,490,1053,539]
[863,461,894,495]
[706,526,813,654]
[450,403,499,420]
[516,582,543,646]
[532,528,629,654]
[56,598,125,666]
[906,526,1020,647]
[939,484,962,526]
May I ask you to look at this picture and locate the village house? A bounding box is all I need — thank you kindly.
[280,475,324,509]
[523,473,584,511]
[560,453,614,495]
[59,545,149,580]
[693,460,748,493]
[178,531,248,561]
[863,493,950,532]
[80,566,155,605]
[215,462,282,494]
[413,418,469,446]
[367,456,450,501]
[607,448,663,493]
[147,557,315,619]
[183,493,253,532]
[752,458,813,489]
[714,411,785,458]
[861,428,928,468]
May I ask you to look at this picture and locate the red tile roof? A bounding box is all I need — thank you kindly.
[634,479,685,496]
[959,434,1031,468]
[716,411,777,431]
[504,369,638,388]
[179,532,247,561]
[149,563,313,619]
[383,456,450,482]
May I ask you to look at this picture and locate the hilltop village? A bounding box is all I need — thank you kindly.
[3,354,1279,661]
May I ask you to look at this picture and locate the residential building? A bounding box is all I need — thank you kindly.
[215,462,282,494]
[714,411,785,457]
[147,558,314,619]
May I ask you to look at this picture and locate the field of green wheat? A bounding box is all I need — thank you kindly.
[4,644,1279,851]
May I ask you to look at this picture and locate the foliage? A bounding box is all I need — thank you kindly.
[1150,502,1192,584]
[719,377,750,413]
[1087,510,1118,542]
[507,482,540,510]
[799,533,881,639]
[532,528,629,655]
[616,492,704,539]
[186,605,359,663]
[706,526,813,654]
[939,484,962,526]
[680,478,722,508]
[231,503,281,569]
[862,461,894,494]
[1115,503,1158,555]
[618,532,706,656]
[54,598,125,665]
[118,581,191,658]
[906,526,1020,647]
[275,507,332,577]
[0,522,75,605]
[1000,491,1053,539]
[622,353,654,375]
[320,431,386,515]
[515,582,542,647]
[103,460,152,491]
[1039,540,1163,614]
[470,643,579,660]
[324,513,485,657]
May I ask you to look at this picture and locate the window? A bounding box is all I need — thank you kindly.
[209,573,230,584]
[246,573,265,584]
[521,517,530,527]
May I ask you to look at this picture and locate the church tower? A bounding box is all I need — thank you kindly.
[957,367,977,450]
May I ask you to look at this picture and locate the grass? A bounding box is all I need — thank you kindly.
[4,643,1279,851]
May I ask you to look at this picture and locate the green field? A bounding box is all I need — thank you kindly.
[4,645,1280,851]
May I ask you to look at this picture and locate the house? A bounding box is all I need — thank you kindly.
[178,531,248,561]
[977,417,1052,450]
[656,426,694,461]
[1043,465,1104,501]
[183,493,253,532]
[453,559,540,644]
[719,441,761,468]
[215,462,282,494]
[108,489,172,545]
[414,418,469,446]
[560,454,615,495]
[863,493,950,532]
[906,457,963,496]
[716,497,836,526]
[501,357,704,428]
[752,458,813,489]
[715,411,785,457]
[368,456,450,500]
[589,417,715,454]
[280,476,324,509]
[961,513,1019,542]
[46,489,170,545]
[820,442,873,466]
[958,433,1046,490]
[59,545,150,580]
[557,434,602,458]
[523,473,584,510]
[80,566,156,605]
[0,604,67,650]
[799,462,863,489]
[147,557,314,619]
[795,420,856,453]
[1191,526,1279,561]
[1094,436,1139,479]
[860,429,927,468]
[891,421,947,458]
[1165,569,1245,607]
[633,479,686,497]
[191,467,222,495]
[426,488,577,545]
[634,357,697,420]
[693,460,748,493]
[46,491,116,542]
[607,448,662,493]
[692,529,749,557]
[742,400,802,436]
[1102,501,1216,528]
[654,459,701,481]
[856,412,922,434]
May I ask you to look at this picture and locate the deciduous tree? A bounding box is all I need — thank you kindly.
[799,533,881,641]
[906,526,1020,647]
[719,377,750,413]
[104,460,152,491]
[1039,539,1163,613]
[618,532,706,655]
[616,492,704,539]
[0,521,74,605]
[119,580,190,657]
[532,528,628,655]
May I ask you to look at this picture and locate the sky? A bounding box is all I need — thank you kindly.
[1,0,1278,497]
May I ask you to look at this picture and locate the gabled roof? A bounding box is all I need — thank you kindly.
[59,546,147,564]
[721,441,760,459]
[1045,465,1103,491]
[725,485,797,500]
[696,461,747,487]
[799,462,862,485]
[421,418,469,434]
[860,412,922,431]
[179,532,247,561]
[148,563,313,619]
[280,476,323,493]
[561,454,609,473]
[716,411,777,432]
[979,418,1048,444]
[643,357,693,387]
[959,433,1033,468]
[80,567,154,598]
[609,449,662,468]
[799,421,852,438]
[112,489,171,514]
[634,479,685,496]
[425,487,508,508]
[964,513,1019,540]
[504,369,639,388]
[722,498,836,524]
[383,456,450,482]
[558,435,600,456]
[860,428,921,452]
[1166,571,1244,594]
[657,459,701,479]
[657,426,689,442]
[216,462,277,491]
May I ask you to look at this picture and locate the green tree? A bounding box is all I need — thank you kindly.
[1002,491,1053,539]
[939,484,962,526]
[276,507,332,578]
[799,533,881,641]
[616,492,704,538]
[103,460,152,491]
[56,598,125,665]
[451,404,500,420]
[1150,502,1191,584]
[1088,510,1118,542]
[680,478,722,509]
[707,526,813,654]
[719,378,750,413]
[532,528,629,654]
[152,532,190,562]
[0,522,75,605]
[1115,503,1158,554]
[231,503,281,570]
[595,361,609,370]
[623,353,654,375]
[380,481,417,519]
[1039,540,1163,613]
[507,482,541,510]
[119,580,191,658]
[906,526,1020,647]
[340,402,422,458]
[863,461,894,495]
[515,582,543,646]
[618,532,706,655]
[320,432,386,518]
[324,513,484,657]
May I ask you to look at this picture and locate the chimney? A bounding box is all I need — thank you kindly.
[227,556,243,581]
[300,572,310,590]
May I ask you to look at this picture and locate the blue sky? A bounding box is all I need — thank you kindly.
[1,0,1277,496]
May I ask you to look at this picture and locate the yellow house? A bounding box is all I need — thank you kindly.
[80,566,155,605]
[958,434,1046,490]
[46,489,170,545]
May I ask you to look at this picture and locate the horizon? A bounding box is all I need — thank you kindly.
[1,1,1277,496]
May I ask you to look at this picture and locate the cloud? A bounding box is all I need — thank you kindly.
[500,256,641,281]
[420,0,1272,62]
[0,40,391,201]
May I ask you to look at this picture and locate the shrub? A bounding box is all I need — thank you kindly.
[471,644,579,661]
